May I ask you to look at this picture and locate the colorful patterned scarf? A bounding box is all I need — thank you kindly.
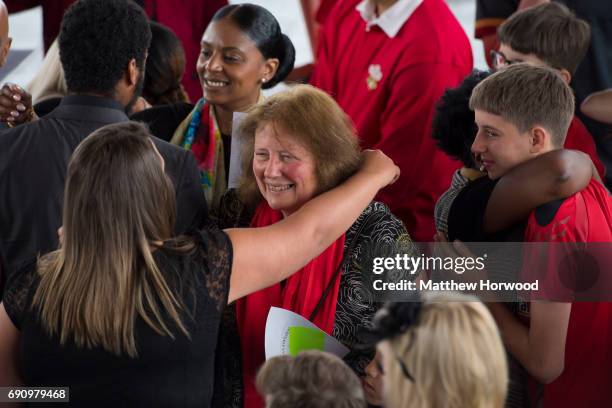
[171,98,226,208]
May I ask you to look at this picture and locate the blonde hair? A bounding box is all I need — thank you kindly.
[33,122,192,357]
[256,350,366,408]
[27,39,67,103]
[382,292,508,408]
[237,84,362,207]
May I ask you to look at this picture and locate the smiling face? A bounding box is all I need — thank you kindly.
[471,110,535,179]
[253,122,318,217]
[197,18,276,112]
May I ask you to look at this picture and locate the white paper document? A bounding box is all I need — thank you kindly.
[264,307,350,360]
[228,111,248,189]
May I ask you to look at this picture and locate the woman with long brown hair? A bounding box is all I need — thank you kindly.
[0,121,399,406]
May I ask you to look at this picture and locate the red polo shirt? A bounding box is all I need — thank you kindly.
[311,0,472,242]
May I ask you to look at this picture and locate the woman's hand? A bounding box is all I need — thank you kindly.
[0,83,36,126]
[361,149,400,188]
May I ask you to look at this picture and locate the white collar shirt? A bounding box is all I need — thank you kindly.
[355,0,424,38]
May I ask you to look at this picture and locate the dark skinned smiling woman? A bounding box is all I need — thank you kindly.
[133,3,296,210]
[0,121,399,407]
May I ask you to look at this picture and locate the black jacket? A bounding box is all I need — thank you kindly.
[0,95,207,293]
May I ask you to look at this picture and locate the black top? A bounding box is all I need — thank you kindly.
[0,95,207,296]
[448,176,525,242]
[448,176,499,242]
[130,102,194,142]
[3,228,232,407]
[222,133,231,182]
[33,97,62,118]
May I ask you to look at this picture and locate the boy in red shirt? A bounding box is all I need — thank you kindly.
[470,63,612,407]
[311,0,472,242]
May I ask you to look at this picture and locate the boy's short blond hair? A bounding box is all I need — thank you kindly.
[498,2,590,75]
[469,64,575,148]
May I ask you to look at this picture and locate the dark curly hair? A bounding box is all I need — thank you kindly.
[212,4,295,89]
[431,70,491,168]
[59,0,152,95]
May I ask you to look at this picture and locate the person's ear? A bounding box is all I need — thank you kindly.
[558,69,572,84]
[127,58,139,87]
[530,126,549,153]
[261,58,279,85]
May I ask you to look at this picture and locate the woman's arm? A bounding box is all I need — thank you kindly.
[225,150,399,303]
[483,149,594,234]
[581,89,612,124]
[0,304,23,400]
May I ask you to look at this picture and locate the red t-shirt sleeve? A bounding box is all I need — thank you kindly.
[564,117,606,180]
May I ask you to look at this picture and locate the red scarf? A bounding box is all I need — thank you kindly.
[236,201,346,408]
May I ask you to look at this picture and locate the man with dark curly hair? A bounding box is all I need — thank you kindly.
[0,0,206,294]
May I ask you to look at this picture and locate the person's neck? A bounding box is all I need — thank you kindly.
[69,91,125,106]
[213,104,234,135]
[374,0,398,15]
[213,94,261,135]
[70,91,110,99]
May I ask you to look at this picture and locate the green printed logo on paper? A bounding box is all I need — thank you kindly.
[288,326,325,356]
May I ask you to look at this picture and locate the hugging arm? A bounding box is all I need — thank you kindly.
[483,149,594,234]
[225,151,399,303]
